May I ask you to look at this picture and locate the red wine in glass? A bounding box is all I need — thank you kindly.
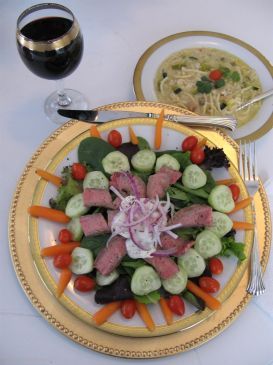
[16,3,88,124]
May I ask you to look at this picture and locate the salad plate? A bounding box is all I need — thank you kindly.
[9,101,271,357]
[133,31,273,141]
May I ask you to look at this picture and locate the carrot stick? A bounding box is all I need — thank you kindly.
[41,242,80,257]
[93,301,121,325]
[228,197,253,214]
[56,268,72,297]
[28,206,70,223]
[128,126,139,145]
[232,221,254,230]
[216,178,236,186]
[154,109,164,150]
[90,125,101,138]
[136,302,155,332]
[197,137,207,148]
[159,297,173,325]
[35,169,62,187]
[186,280,221,310]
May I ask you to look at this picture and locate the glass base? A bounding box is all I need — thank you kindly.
[44,89,89,124]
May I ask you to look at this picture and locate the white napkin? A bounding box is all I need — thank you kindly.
[252,178,273,319]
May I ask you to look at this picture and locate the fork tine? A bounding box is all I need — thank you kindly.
[248,140,254,181]
[239,140,244,178]
[253,141,258,180]
[243,140,250,181]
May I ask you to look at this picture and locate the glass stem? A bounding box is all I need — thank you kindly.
[56,79,72,107]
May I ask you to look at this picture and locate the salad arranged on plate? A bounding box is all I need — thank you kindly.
[28,115,253,331]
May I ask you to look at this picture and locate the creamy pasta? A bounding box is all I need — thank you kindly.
[154,48,262,127]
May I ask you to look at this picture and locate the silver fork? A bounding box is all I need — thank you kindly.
[239,141,265,295]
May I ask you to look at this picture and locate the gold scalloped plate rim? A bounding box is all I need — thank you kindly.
[133,30,273,142]
[8,101,272,358]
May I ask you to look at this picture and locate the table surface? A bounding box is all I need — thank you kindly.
[1,1,273,364]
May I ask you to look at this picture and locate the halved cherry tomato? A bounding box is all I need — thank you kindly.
[199,277,220,293]
[190,146,205,164]
[58,228,72,243]
[53,253,72,269]
[182,135,198,151]
[229,184,240,201]
[71,162,87,180]
[209,69,222,81]
[121,299,136,319]
[167,295,185,316]
[108,130,122,148]
[74,275,96,292]
[209,258,224,275]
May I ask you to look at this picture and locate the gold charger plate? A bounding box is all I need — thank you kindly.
[133,31,273,142]
[9,101,271,357]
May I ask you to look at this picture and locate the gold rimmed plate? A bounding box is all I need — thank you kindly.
[8,101,271,357]
[133,31,273,141]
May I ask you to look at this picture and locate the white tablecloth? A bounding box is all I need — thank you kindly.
[1,1,273,364]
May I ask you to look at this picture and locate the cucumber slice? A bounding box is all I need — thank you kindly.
[182,164,207,189]
[131,266,161,295]
[102,151,130,174]
[178,248,206,278]
[131,150,156,172]
[70,247,93,274]
[83,171,109,190]
[207,211,233,237]
[65,193,89,218]
[162,267,188,294]
[155,154,180,172]
[67,217,83,241]
[96,270,119,286]
[195,230,222,259]
[208,185,235,213]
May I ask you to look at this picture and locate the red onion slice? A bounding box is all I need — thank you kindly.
[110,185,124,201]
[151,247,177,256]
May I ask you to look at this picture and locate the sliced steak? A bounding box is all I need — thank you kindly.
[171,204,213,227]
[110,172,146,198]
[83,188,114,209]
[145,256,179,279]
[107,209,119,228]
[147,173,170,199]
[94,235,127,275]
[112,196,122,209]
[160,233,195,256]
[158,166,182,184]
[80,213,110,237]
[147,167,181,199]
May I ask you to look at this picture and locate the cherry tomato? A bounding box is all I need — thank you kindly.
[182,135,198,151]
[58,228,72,243]
[53,253,72,269]
[209,258,224,275]
[108,130,122,148]
[74,276,96,292]
[168,295,185,316]
[229,184,240,201]
[190,146,205,164]
[199,276,220,293]
[71,162,87,180]
[209,69,222,81]
[121,299,136,319]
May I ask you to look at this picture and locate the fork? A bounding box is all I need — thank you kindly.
[239,141,265,295]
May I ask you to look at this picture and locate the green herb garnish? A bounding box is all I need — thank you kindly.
[214,79,225,89]
[231,71,240,82]
[196,80,213,94]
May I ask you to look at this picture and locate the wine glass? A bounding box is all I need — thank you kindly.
[16,3,88,124]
